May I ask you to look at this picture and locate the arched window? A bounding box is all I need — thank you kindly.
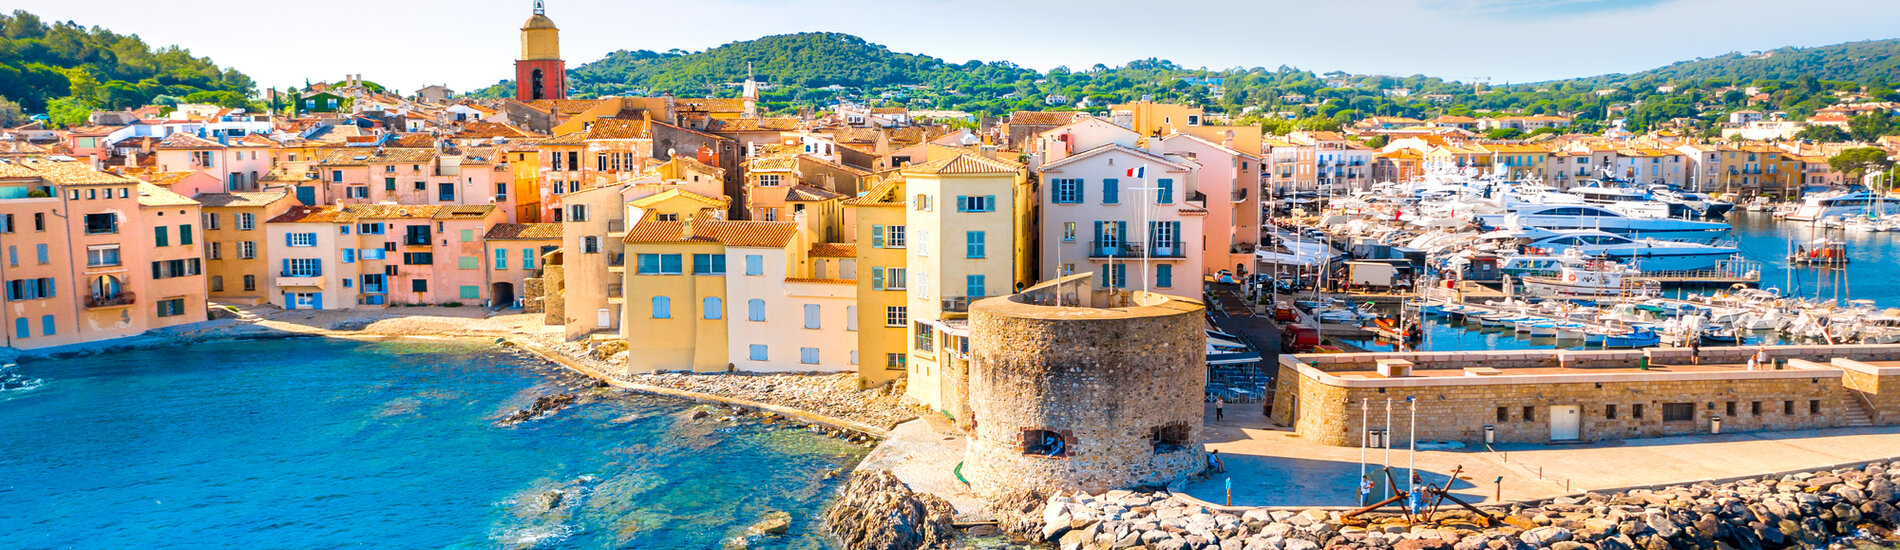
[651,296,671,319]
[703,297,722,319]
[530,69,546,100]
[747,299,765,321]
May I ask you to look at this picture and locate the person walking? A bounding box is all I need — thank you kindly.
[1756,346,1771,369]
[1215,396,1226,422]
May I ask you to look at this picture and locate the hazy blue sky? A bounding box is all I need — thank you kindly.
[21,0,1900,95]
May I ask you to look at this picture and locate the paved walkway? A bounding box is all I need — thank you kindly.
[857,414,991,522]
[1185,403,1900,509]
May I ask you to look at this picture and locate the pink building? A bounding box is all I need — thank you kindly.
[153,133,275,192]
[266,203,507,309]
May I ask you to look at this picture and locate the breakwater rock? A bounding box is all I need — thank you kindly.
[826,470,958,550]
[1008,461,1900,550]
[498,393,578,425]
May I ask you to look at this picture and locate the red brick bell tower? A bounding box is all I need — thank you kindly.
[515,1,566,102]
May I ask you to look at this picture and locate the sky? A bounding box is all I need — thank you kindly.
[18,0,1900,95]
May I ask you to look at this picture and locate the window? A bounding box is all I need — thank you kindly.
[748,299,766,321]
[243,275,256,291]
[1022,429,1068,457]
[871,225,885,248]
[1053,178,1082,203]
[35,244,47,264]
[1102,178,1119,204]
[494,249,508,269]
[1662,403,1694,422]
[1752,401,1762,416]
[86,246,121,267]
[1157,178,1174,204]
[692,254,726,275]
[385,177,397,191]
[636,254,683,275]
[414,181,426,191]
[210,276,224,292]
[207,242,222,260]
[800,347,820,365]
[3,278,57,301]
[1522,406,1534,422]
[956,195,996,212]
[1725,402,1737,417]
[913,193,933,211]
[1810,400,1821,415]
[1062,222,1075,242]
[522,249,536,269]
[745,254,764,275]
[11,318,21,340]
[496,183,508,200]
[239,241,257,259]
[1784,400,1794,415]
[965,231,986,259]
[886,306,907,327]
[886,225,906,248]
[966,275,985,299]
[458,256,479,270]
[1099,263,1126,288]
[913,322,935,351]
[1151,422,1191,453]
[756,174,781,187]
[84,213,117,234]
[454,285,477,299]
[402,252,434,265]
[156,298,186,318]
[204,213,220,230]
[884,268,906,290]
[567,204,589,222]
[885,352,906,371]
[1156,264,1173,288]
[846,306,857,331]
[797,304,821,329]
[581,236,600,254]
[288,233,316,247]
[703,297,722,319]
[1633,404,1644,419]
[282,258,321,277]
[238,213,255,231]
[40,315,55,336]
[346,186,369,199]
[749,345,768,361]
[405,279,426,293]
[1605,404,1617,419]
[151,258,203,279]
[1496,406,1508,422]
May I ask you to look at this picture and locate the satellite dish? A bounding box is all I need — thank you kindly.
[667,148,677,157]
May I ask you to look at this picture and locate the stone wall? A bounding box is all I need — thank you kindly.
[521,276,548,314]
[1836,358,1900,424]
[1291,345,1900,374]
[540,263,566,326]
[963,292,1206,500]
[1278,358,1850,446]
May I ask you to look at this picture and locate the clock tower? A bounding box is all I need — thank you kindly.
[515,0,566,101]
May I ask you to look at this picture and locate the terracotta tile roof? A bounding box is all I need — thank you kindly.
[194,191,291,208]
[904,152,1024,176]
[485,223,563,240]
[524,99,607,117]
[709,117,801,132]
[137,182,197,207]
[539,131,588,147]
[6,158,140,185]
[629,188,729,209]
[155,133,225,149]
[786,184,846,201]
[316,149,372,166]
[386,134,438,148]
[432,205,497,219]
[0,162,40,179]
[234,134,278,148]
[675,98,747,113]
[847,177,905,206]
[1007,111,1089,126]
[586,118,649,140]
[808,243,857,257]
[268,205,345,224]
[0,141,48,154]
[453,122,538,140]
[622,212,798,248]
[145,171,202,188]
[783,277,855,285]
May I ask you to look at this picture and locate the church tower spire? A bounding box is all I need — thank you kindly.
[514,0,566,101]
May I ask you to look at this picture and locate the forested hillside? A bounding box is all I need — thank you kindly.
[0,10,255,127]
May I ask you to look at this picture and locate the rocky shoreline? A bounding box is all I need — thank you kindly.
[995,461,1900,550]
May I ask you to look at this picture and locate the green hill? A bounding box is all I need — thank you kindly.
[0,10,256,126]
[1566,38,1900,86]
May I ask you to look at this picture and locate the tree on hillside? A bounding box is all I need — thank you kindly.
[0,96,24,126]
[1848,112,1896,142]
[1829,147,1894,183]
[1794,124,1849,142]
[45,96,90,128]
[1485,128,1525,140]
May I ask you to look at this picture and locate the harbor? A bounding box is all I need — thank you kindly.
[1257,172,1900,354]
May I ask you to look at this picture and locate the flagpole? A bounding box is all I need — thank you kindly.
[1141,163,1153,298]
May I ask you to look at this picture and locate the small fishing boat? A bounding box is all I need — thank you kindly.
[1603,327,1662,348]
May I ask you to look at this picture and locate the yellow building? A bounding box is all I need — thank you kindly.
[1485,143,1551,181]
[897,153,1033,418]
[847,177,910,387]
[196,191,299,304]
[1111,101,1263,155]
[627,188,729,221]
[620,213,734,374]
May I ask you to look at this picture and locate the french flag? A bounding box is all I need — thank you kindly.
[1125,166,1145,178]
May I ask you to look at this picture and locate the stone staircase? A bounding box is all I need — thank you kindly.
[1840,389,1876,428]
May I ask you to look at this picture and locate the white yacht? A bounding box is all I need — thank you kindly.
[1786,190,1900,222]
[1475,204,1731,243]
[1510,230,1741,272]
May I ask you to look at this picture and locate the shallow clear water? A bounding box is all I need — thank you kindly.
[0,338,863,549]
[1342,211,1900,352]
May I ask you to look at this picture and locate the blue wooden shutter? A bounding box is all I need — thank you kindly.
[1158,179,1174,204]
[1103,178,1118,204]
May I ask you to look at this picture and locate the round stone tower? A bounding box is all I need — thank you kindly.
[961,275,1206,499]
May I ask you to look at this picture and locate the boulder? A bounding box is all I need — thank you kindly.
[822,470,957,550]
[1520,526,1572,547]
[748,510,791,536]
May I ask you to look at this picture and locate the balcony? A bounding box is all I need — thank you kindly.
[1088,240,1187,259]
[607,253,625,272]
[606,283,624,305]
[941,296,976,313]
[0,185,55,200]
[85,291,135,309]
[1232,188,1248,202]
[276,272,325,288]
[606,219,627,236]
[402,235,431,246]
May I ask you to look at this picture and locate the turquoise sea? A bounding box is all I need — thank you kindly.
[1344,211,1900,352]
[0,338,863,549]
